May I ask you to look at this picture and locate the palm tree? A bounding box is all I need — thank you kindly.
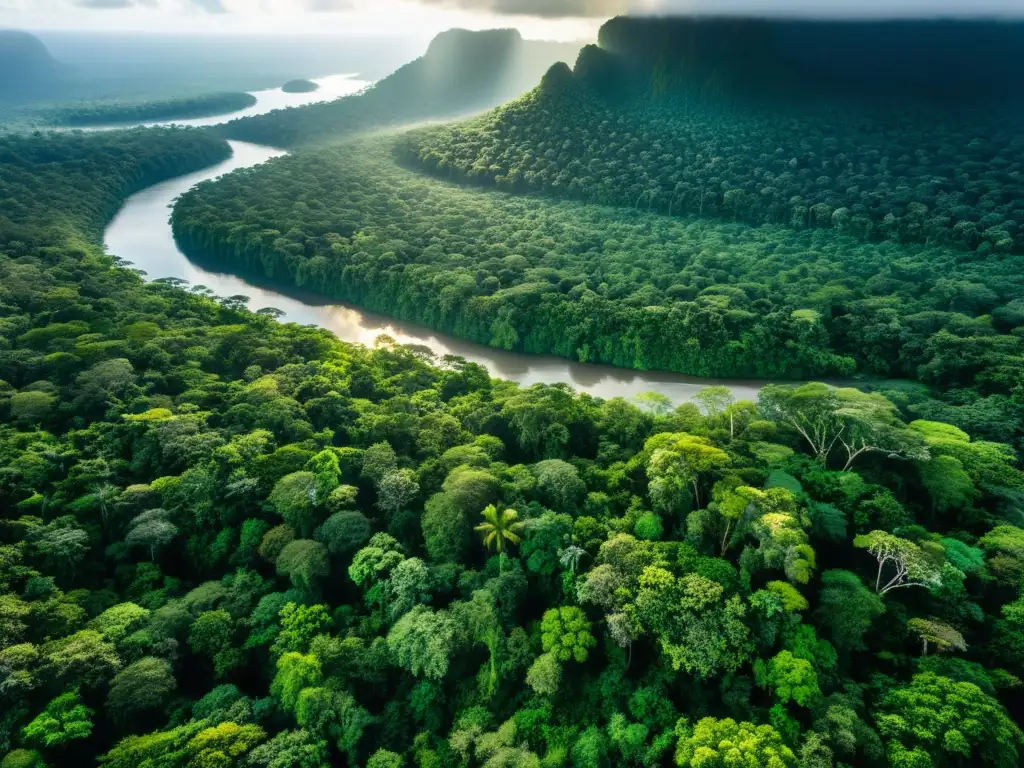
[475,504,526,572]
[559,545,586,575]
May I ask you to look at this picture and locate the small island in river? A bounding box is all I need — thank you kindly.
[281,78,320,93]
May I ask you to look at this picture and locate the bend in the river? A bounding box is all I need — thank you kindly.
[103,75,768,404]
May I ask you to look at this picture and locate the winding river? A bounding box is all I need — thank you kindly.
[103,75,766,403]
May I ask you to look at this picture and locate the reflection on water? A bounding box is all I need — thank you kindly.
[102,81,766,404]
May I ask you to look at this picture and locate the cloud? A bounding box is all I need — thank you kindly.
[413,0,1024,18]
[188,0,226,11]
[646,0,1024,17]
[305,0,355,10]
[415,0,629,19]
[75,0,135,7]
[75,0,157,7]
[72,0,226,11]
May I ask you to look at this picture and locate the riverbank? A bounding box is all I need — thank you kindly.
[99,75,807,404]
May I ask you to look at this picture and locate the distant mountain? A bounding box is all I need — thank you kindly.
[0,30,67,102]
[219,28,583,148]
[580,16,1024,104]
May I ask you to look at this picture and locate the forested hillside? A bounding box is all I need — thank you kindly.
[217,28,580,148]
[5,125,1024,768]
[173,133,1024,402]
[0,128,229,244]
[403,28,1024,256]
[3,15,1024,768]
[0,31,66,104]
[44,93,257,127]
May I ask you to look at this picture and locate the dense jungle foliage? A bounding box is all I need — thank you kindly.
[217,29,579,149]
[4,15,1024,768]
[403,59,1024,255]
[7,125,1024,768]
[172,135,1024,413]
[44,93,257,127]
[0,128,230,244]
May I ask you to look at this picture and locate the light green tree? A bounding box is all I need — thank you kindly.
[186,722,266,768]
[525,652,561,696]
[876,673,1022,767]
[675,717,795,767]
[367,749,404,768]
[907,618,967,656]
[757,650,820,707]
[376,469,419,516]
[646,433,730,509]
[276,540,330,593]
[475,505,525,571]
[246,729,328,768]
[853,531,943,595]
[630,569,750,679]
[540,606,596,663]
[270,472,322,538]
[22,689,93,747]
[271,652,322,711]
[386,605,458,680]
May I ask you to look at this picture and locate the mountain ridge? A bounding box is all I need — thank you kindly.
[0,30,68,102]
[217,27,582,148]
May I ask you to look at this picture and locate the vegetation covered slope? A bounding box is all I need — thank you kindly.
[5,126,1024,768]
[6,134,1024,768]
[43,93,257,127]
[403,17,1024,256]
[171,134,1024,395]
[0,31,66,104]
[217,28,580,148]
[3,18,1024,768]
[0,128,230,245]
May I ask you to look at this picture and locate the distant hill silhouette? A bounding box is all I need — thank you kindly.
[0,30,67,102]
[219,28,582,147]
[578,16,1024,104]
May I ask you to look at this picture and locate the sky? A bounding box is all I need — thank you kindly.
[3,0,1024,41]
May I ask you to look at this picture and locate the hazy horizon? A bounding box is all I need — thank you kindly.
[6,0,1024,45]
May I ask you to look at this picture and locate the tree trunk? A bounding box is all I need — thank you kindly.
[720,520,732,557]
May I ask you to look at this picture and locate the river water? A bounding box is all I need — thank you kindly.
[103,76,766,403]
